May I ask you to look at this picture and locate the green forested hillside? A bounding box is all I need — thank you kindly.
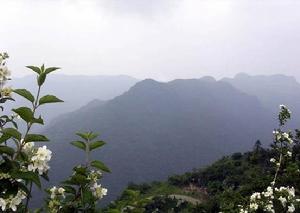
[103,141,300,212]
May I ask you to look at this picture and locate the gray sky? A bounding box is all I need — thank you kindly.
[1,0,300,81]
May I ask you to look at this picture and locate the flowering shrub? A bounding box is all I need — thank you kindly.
[0,52,61,212]
[238,105,300,213]
[45,132,109,212]
[0,53,109,212]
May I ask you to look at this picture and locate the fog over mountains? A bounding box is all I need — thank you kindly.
[29,73,300,205]
[222,73,300,128]
[8,74,138,126]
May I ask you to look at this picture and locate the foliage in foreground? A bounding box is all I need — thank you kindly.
[0,53,109,212]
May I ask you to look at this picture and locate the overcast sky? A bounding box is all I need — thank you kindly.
[1,0,300,81]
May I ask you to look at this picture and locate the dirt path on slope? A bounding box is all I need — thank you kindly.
[169,194,202,205]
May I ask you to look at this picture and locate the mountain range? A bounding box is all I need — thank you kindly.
[7,74,138,126]
[222,73,300,128]
[39,74,299,204]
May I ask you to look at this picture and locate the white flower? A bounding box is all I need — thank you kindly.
[249,202,258,210]
[270,158,276,163]
[28,146,52,175]
[250,192,261,201]
[88,170,102,182]
[0,198,6,211]
[282,132,293,144]
[57,187,65,198]
[0,65,11,83]
[239,208,248,213]
[58,187,65,194]
[288,204,295,212]
[50,186,57,199]
[23,142,34,154]
[279,104,286,109]
[278,196,287,207]
[279,105,292,114]
[4,190,26,212]
[262,186,274,198]
[49,186,65,199]
[9,192,25,212]
[90,183,107,200]
[273,130,281,141]
[275,186,295,199]
[287,151,292,157]
[0,173,11,180]
[32,146,52,162]
[1,87,12,97]
[264,202,274,212]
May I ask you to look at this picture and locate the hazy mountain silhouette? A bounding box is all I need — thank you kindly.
[8,74,138,126]
[222,73,300,127]
[41,77,274,204]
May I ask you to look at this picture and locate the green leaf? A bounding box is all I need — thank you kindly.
[19,151,29,161]
[39,95,63,106]
[11,171,41,189]
[0,146,15,156]
[91,160,111,173]
[26,66,41,74]
[70,141,86,150]
[11,120,18,129]
[0,133,11,144]
[12,107,33,123]
[72,174,88,184]
[25,134,49,142]
[82,189,94,205]
[13,89,35,103]
[41,173,49,181]
[2,128,21,140]
[74,166,87,175]
[87,132,99,141]
[17,182,30,196]
[89,141,105,151]
[45,67,60,74]
[5,182,18,196]
[37,72,46,86]
[65,174,88,185]
[76,132,89,141]
[32,115,44,125]
[33,208,43,213]
[63,185,76,195]
[41,64,45,72]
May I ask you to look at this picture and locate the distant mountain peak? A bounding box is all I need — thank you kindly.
[129,78,164,90]
[233,72,297,83]
[200,76,216,82]
[234,72,250,79]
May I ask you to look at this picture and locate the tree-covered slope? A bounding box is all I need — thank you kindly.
[103,142,300,212]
